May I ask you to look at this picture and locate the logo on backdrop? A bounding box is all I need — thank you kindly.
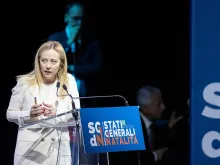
[202,82,220,119]
[80,106,145,153]
[201,82,220,158]
[88,120,138,147]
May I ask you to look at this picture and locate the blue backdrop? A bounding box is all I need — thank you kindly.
[191,0,220,164]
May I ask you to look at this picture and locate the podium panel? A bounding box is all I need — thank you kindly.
[80,106,145,154]
[16,110,107,165]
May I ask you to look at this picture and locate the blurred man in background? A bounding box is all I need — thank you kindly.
[48,1,103,97]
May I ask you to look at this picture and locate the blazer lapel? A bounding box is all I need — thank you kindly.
[140,116,150,149]
[29,85,39,99]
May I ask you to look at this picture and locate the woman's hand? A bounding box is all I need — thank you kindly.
[30,104,44,118]
[42,102,56,117]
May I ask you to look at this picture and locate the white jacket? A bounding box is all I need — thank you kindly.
[6,74,81,165]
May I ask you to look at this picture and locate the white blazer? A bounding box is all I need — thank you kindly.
[6,74,81,165]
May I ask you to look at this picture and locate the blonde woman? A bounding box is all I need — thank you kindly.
[6,41,80,165]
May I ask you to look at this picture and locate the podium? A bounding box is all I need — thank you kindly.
[17,109,106,165]
[16,106,145,165]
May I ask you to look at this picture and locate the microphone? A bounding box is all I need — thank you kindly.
[62,84,76,110]
[56,82,78,120]
[56,81,60,96]
[63,84,79,121]
[56,82,129,106]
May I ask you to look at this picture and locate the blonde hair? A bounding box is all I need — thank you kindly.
[17,41,68,98]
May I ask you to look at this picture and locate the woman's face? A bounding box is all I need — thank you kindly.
[39,49,61,84]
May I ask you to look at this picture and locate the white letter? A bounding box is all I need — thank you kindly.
[88,122,95,134]
[202,131,220,158]
[104,130,109,137]
[104,121,108,129]
[112,121,117,129]
[133,128,136,135]
[115,120,120,128]
[95,122,101,133]
[118,129,121,136]
[113,129,118,137]
[121,129,125,136]
[202,83,220,119]
[108,121,112,129]
[90,135,97,146]
[109,130,113,137]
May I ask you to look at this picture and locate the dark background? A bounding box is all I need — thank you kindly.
[1,0,189,164]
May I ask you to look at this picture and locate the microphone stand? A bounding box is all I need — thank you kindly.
[71,108,80,165]
[57,82,131,165]
[69,98,129,165]
[62,84,81,165]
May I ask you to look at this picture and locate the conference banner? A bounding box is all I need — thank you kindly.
[191,0,220,164]
[80,106,145,153]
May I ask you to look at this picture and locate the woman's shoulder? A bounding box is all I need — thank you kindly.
[66,73,78,90]
[67,73,76,82]
[11,78,29,94]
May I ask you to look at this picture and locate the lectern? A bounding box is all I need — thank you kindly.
[17,109,103,165]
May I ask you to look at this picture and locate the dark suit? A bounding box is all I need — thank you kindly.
[108,115,169,165]
[159,117,189,165]
[138,116,169,165]
[48,30,102,78]
[48,30,103,96]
